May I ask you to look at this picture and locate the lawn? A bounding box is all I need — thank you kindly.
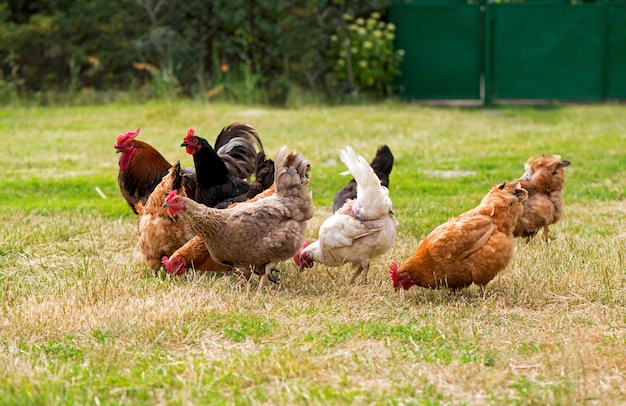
[0,101,625,404]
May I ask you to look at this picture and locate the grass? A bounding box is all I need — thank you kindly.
[0,101,625,404]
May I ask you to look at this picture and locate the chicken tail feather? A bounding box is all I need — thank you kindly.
[340,145,391,218]
[170,161,184,192]
[273,146,311,196]
[272,146,314,222]
[370,145,394,186]
[254,152,275,189]
[215,122,264,180]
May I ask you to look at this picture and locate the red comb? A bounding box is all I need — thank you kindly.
[183,128,195,142]
[164,189,179,203]
[292,241,309,266]
[114,128,140,149]
[162,256,187,275]
[161,256,172,273]
[389,262,399,287]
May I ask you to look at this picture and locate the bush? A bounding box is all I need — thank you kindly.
[328,12,404,97]
[0,0,398,106]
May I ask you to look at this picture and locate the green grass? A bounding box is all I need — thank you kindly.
[0,101,625,404]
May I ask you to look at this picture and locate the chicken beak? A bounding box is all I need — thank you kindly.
[162,202,174,218]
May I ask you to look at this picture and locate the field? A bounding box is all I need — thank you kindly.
[0,102,625,404]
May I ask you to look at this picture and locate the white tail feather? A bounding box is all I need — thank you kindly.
[339,146,392,219]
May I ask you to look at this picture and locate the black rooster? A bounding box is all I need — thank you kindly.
[182,123,263,207]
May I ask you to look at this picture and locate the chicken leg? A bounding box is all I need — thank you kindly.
[350,265,369,284]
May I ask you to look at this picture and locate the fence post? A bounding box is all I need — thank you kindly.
[483,2,492,106]
[601,0,608,100]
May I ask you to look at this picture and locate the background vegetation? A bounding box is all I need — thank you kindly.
[0,102,625,403]
[0,0,404,106]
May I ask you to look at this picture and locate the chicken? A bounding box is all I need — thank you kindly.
[135,161,195,273]
[332,144,394,212]
[161,234,269,282]
[390,181,528,292]
[182,123,263,207]
[294,146,397,283]
[161,183,277,277]
[162,191,278,277]
[215,151,275,209]
[115,128,196,214]
[514,155,571,242]
[161,236,230,275]
[162,147,314,284]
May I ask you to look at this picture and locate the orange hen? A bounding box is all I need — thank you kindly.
[136,161,195,273]
[514,155,571,242]
[390,181,528,292]
[161,236,229,275]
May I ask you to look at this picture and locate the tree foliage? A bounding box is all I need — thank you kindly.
[0,0,399,104]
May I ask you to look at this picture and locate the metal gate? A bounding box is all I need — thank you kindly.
[390,0,626,103]
[389,1,483,99]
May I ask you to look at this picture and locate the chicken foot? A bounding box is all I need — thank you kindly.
[255,264,282,291]
[542,226,552,243]
[349,265,369,284]
[253,265,280,284]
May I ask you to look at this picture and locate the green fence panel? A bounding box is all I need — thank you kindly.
[391,1,626,102]
[607,3,626,98]
[488,3,606,100]
[389,2,482,99]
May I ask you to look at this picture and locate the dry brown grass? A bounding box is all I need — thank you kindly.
[2,205,625,404]
[0,102,625,404]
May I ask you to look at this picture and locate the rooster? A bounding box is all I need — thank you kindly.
[215,151,275,209]
[135,161,195,273]
[115,128,196,214]
[332,145,394,213]
[294,146,396,283]
[182,123,263,207]
[162,147,314,285]
[390,181,528,292]
[514,155,571,242]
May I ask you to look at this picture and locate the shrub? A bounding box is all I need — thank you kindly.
[0,0,399,106]
[328,11,404,97]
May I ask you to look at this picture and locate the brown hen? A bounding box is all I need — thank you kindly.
[161,156,276,277]
[514,155,571,242]
[161,188,277,277]
[161,236,230,276]
[162,147,313,285]
[390,181,528,292]
[136,162,195,273]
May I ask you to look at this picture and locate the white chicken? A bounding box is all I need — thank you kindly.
[293,145,397,283]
